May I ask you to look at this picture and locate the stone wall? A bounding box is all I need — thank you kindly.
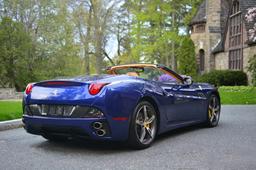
[190,0,223,72]
[0,88,23,100]
[191,32,209,74]
[215,51,229,70]
[214,45,256,84]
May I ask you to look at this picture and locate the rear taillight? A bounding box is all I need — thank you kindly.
[89,83,109,95]
[25,83,33,95]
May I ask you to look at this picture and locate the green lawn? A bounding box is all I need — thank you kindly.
[219,86,256,105]
[0,101,22,121]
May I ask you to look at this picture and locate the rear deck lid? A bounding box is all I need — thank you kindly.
[29,80,91,101]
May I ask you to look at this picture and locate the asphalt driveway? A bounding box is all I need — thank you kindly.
[0,105,256,170]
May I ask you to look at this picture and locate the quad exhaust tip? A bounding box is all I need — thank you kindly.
[96,129,106,137]
[92,122,103,130]
[92,122,107,137]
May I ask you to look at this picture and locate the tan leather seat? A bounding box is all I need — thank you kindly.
[126,72,139,77]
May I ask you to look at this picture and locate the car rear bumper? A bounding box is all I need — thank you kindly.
[22,115,129,141]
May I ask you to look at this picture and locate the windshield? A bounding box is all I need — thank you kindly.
[112,66,179,83]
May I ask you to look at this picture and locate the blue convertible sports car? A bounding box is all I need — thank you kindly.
[22,64,221,149]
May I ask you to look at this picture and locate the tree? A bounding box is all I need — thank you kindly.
[248,55,256,86]
[112,1,132,64]
[245,7,256,42]
[127,0,201,69]
[0,0,84,89]
[91,0,119,73]
[71,0,120,74]
[129,0,178,65]
[33,0,82,79]
[244,7,256,85]
[71,0,93,75]
[0,17,34,90]
[0,0,205,90]
[176,36,197,77]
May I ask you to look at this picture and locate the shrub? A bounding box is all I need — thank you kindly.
[196,70,248,86]
[177,37,197,77]
[248,55,256,86]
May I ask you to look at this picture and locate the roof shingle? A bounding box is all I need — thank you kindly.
[190,0,207,25]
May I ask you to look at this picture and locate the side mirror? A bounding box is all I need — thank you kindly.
[183,76,193,85]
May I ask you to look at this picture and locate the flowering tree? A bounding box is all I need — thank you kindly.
[245,7,256,42]
[246,7,256,85]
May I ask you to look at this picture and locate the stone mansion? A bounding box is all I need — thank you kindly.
[190,0,256,81]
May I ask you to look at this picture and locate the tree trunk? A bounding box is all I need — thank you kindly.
[95,36,103,74]
[94,19,103,74]
[171,12,177,71]
[84,6,93,75]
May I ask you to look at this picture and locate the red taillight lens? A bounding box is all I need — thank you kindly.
[25,83,33,95]
[88,83,108,95]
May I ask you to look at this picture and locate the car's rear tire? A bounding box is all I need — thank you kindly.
[128,101,158,149]
[42,133,68,142]
[206,94,221,127]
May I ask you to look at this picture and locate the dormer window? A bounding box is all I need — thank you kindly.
[193,24,206,33]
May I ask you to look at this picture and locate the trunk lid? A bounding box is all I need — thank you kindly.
[29,75,116,102]
[30,80,89,102]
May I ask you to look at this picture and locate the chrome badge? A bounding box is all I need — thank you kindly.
[51,89,59,96]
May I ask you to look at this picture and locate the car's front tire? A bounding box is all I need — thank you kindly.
[128,101,158,149]
[206,94,221,127]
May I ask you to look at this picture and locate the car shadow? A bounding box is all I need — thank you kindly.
[155,122,225,144]
[32,137,133,154]
[32,124,217,153]
[156,124,203,141]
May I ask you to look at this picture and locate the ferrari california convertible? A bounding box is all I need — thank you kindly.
[22,64,221,149]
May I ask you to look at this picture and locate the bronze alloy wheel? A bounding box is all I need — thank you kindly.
[207,95,221,127]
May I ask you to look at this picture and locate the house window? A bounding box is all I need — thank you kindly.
[199,49,205,72]
[193,24,206,33]
[229,49,242,70]
[228,0,243,70]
